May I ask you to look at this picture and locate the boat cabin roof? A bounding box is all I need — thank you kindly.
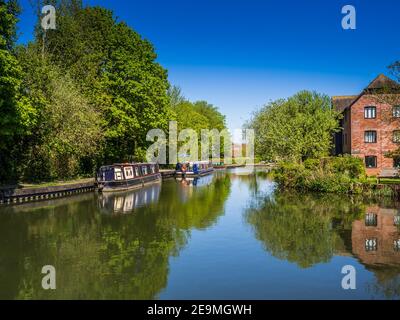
[99,163,157,171]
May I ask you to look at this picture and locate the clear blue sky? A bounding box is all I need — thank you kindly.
[16,0,400,132]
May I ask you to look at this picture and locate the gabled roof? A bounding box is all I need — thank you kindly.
[365,74,400,91]
[332,95,358,112]
[332,74,400,113]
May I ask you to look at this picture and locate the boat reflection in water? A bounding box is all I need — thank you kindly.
[175,174,214,187]
[98,182,161,214]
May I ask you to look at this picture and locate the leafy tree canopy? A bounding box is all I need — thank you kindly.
[246,90,340,163]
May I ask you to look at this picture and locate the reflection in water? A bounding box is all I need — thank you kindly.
[0,174,231,299]
[245,192,364,268]
[352,206,400,266]
[175,174,214,188]
[351,205,400,298]
[1,168,400,299]
[245,185,400,298]
[98,183,161,214]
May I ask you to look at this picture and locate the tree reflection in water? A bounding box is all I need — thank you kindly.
[0,174,231,299]
[245,187,400,298]
[245,191,365,268]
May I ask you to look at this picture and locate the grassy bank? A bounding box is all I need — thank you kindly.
[0,177,94,190]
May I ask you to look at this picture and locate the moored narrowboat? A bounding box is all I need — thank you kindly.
[175,161,214,177]
[96,163,161,192]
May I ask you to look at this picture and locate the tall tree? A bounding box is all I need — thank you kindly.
[247,91,340,163]
[17,45,103,180]
[41,3,174,162]
[0,0,35,182]
[192,100,226,131]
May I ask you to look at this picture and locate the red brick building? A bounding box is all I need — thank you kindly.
[333,75,400,176]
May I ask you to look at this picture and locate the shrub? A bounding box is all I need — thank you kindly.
[273,156,369,195]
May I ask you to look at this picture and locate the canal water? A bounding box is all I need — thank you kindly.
[0,168,399,299]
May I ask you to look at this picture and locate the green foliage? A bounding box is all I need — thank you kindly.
[0,175,231,299]
[42,4,174,163]
[273,156,367,194]
[192,100,226,132]
[1,0,227,183]
[168,88,227,159]
[16,47,103,180]
[247,90,341,162]
[0,0,35,182]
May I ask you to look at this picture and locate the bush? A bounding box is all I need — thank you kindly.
[273,156,368,195]
[328,155,365,179]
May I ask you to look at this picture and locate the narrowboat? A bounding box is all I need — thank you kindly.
[96,163,161,192]
[175,161,214,177]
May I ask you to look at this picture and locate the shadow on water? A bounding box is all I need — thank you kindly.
[0,174,231,299]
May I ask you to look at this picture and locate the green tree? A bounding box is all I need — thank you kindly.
[0,0,35,182]
[247,91,340,163]
[167,85,186,108]
[41,3,174,162]
[192,100,226,131]
[16,45,103,180]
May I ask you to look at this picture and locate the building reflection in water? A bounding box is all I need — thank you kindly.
[98,182,161,214]
[352,206,400,266]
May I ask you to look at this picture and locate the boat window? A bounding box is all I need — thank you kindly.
[142,166,148,175]
[151,165,155,174]
[114,168,124,180]
[134,166,140,177]
[124,166,134,179]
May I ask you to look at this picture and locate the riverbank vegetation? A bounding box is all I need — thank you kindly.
[247,90,341,163]
[247,91,397,196]
[0,0,226,184]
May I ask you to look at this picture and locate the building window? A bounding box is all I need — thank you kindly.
[365,238,378,252]
[364,106,376,119]
[364,131,377,143]
[394,131,400,143]
[344,133,347,145]
[394,239,400,252]
[393,106,400,118]
[365,213,378,227]
[394,215,400,226]
[365,156,377,168]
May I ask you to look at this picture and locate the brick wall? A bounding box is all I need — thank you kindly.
[349,94,400,176]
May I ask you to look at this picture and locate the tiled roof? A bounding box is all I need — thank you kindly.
[365,74,400,90]
[332,95,358,112]
[332,75,400,113]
